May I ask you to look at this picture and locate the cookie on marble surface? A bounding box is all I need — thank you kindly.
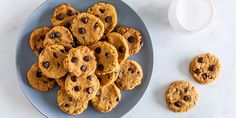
[29,26,50,56]
[91,83,121,112]
[57,89,88,115]
[63,46,97,77]
[90,42,119,75]
[70,13,104,45]
[38,45,67,79]
[88,2,118,33]
[27,63,55,92]
[96,67,119,86]
[115,59,143,90]
[116,26,143,55]
[189,53,221,84]
[64,73,100,102]
[166,81,199,112]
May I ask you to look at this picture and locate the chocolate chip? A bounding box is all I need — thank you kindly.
[128,36,135,43]
[202,73,208,79]
[174,88,179,93]
[57,62,60,67]
[94,23,99,29]
[55,32,62,38]
[194,68,201,74]
[80,65,87,72]
[53,52,58,58]
[64,23,71,29]
[95,47,101,54]
[128,68,134,73]
[174,101,181,107]
[116,98,120,101]
[71,57,78,63]
[36,71,42,78]
[56,14,64,20]
[37,48,43,53]
[64,46,70,52]
[49,32,55,39]
[74,86,81,91]
[67,10,74,16]
[99,8,105,13]
[69,97,73,101]
[208,74,213,79]
[208,65,215,71]
[78,28,86,34]
[64,104,70,107]
[86,87,93,94]
[97,64,104,71]
[81,17,89,24]
[105,16,112,23]
[183,96,190,102]
[100,36,108,42]
[197,57,205,63]
[71,76,77,82]
[95,15,99,18]
[105,53,110,58]
[87,75,92,81]
[40,35,45,40]
[184,87,189,93]
[84,56,91,62]
[118,46,125,53]
[60,49,66,53]
[42,61,50,68]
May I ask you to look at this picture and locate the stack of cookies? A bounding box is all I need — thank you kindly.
[27,2,144,115]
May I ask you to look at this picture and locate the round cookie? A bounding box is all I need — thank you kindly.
[64,73,100,102]
[102,32,129,63]
[51,3,79,27]
[88,2,118,33]
[116,26,143,55]
[115,59,143,90]
[90,42,119,75]
[55,73,68,89]
[27,63,55,92]
[39,45,67,79]
[63,46,97,77]
[91,83,121,112]
[166,81,199,112]
[29,26,50,56]
[96,67,119,86]
[44,26,74,51]
[57,89,88,115]
[189,53,221,84]
[70,13,105,45]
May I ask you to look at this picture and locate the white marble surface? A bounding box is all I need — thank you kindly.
[0,0,236,117]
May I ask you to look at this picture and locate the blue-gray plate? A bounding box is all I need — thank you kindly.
[15,0,153,117]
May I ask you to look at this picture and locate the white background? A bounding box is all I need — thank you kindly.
[0,0,236,118]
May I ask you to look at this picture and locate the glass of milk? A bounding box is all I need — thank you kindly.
[168,0,216,33]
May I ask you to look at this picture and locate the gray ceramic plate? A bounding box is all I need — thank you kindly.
[15,0,153,117]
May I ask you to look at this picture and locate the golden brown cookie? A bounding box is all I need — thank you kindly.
[91,83,121,112]
[102,32,129,63]
[115,59,143,90]
[88,2,118,33]
[96,67,119,86]
[166,81,199,112]
[29,26,50,56]
[64,73,100,102]
[90,42,119,75]
[38,45,67,79]
[51,3,79,27]
[70,13,105,45]
[27,63,55,92]
[63,46,97,77]
[116,26,143,55]
[57,89,88,115]
[189,53,221,84]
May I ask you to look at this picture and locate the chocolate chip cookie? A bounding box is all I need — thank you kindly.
[88,2,118,33]
[57,89,88,115]
[96,67,119,86]
[115,59,143,90]
[51,3,79,27]
[29,26,50,56]
[189,53,221,84]
[91,83,121,112]
[55,73,68,89]
[63,46,97,77]
[116,26,143,55]
[44,26,74,50]
[70,13,105,45]
[27,63,55,92]
[103,32,129,63]
[64,73,100,102]
[90,42,119,75]
[39,45,67,79]
[166,81,199,112]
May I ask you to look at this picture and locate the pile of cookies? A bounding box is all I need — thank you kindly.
[27,2,144,115]
[166,53,221,112]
